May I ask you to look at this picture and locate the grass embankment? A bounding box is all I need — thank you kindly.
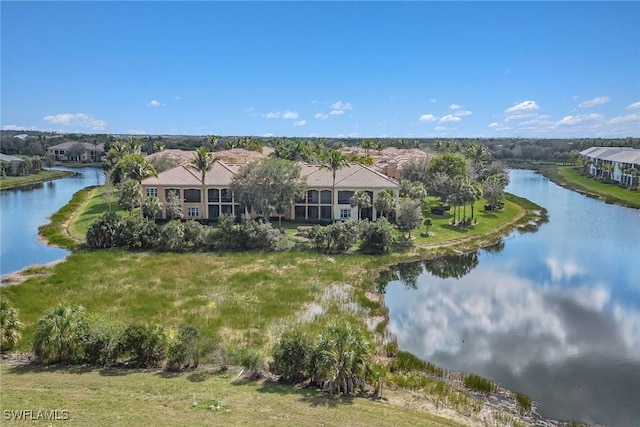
[0,170,74,190]
[0,365,464,427]
[540,165,640,209]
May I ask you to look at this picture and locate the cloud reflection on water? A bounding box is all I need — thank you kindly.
[385,260,640,426]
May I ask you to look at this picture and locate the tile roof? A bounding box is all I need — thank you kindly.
[47,141,105,151]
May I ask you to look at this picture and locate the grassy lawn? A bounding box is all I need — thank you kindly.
[542,166,640,209]
[0,169,74,190]
[0,365,466,427]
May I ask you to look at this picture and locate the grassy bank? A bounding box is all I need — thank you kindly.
[0,365,466,427]
[0,169,75,190]
[540,165,640,209]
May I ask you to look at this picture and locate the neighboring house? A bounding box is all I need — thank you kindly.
[141,160,400,222]
[580,147,640,187]
[340,146,432,180]
[0,153,25,176]
[46,141,105,162]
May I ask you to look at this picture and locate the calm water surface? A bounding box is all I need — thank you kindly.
[0,167,104,276]
[384,170,640,426]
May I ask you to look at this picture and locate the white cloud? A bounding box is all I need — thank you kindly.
[505,113,538,122]
[608,112,640,125]
[434,126,446,131]
[439,114,461,123]
[331,100,353,111]
[449,104,462,110]
[315,113,327,120]
[578,96,610,108]
[559,113,604,125]
[419,114,437,122]
[2,124,37,131]
[329,110,344,116]
[429,98,437,104]
[293,120,307,127]
[488,122,500,128]
[147,99,165,107]
[505,100,539,114]
[626,102,640,110]
[454,110,472,117]
[263,110,299,119]
[126,129,147,134]
[43,113,107,130]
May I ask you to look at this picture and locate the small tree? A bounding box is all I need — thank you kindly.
[118,178,141,216]
[165,190,183,220]
[142,196,162,220]
[374,189,396,219]
[121,322,167,368]
[86,212,125,248]
[423,218,433,235]
[359,217,395,254]
[270,329,314,384]
[396,199,422,238]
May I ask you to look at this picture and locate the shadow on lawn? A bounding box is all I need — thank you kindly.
[252,380,355,408]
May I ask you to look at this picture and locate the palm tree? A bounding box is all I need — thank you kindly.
[320,150,349,222]
[0,300,23,351]
[315,323,370,395]
[189,146,215,220]
[33,302,89,364]
[374,189,396,219]
[360,138,373,157]
[350,190,372,220]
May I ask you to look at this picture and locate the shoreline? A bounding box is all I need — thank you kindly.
[0,169,76,191]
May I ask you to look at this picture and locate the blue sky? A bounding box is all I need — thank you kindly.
[2,1,639,138]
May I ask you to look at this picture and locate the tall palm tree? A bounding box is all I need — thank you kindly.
[189,146,215,220]
[350,190,372,220]
[374,189,396,219]
[320,150,349,222]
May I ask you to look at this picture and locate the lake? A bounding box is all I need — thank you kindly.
[383,169,640,426]
[0,167,104,277]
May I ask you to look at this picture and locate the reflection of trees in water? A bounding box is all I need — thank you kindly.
[376,261,424,292]
[423,251,479,279]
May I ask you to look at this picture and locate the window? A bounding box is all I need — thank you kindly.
[338,191,354,204]
[320,206,332,220]
[320,190,332,204]
[221,204,234,215]
[187,207,199,217]
[208,188,220,202]
[146,188,158,198]
[295,206,306,220]
[307,206,319,220]
[221,189,233,202]
[307,190,319,204]
[184,189,201,203]
[208,205,220,220]
[340,209,351,219]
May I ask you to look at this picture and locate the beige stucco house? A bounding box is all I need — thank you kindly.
[141,159,400,222]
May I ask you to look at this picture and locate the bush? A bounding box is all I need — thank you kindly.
[270,329,314,384]
[210,214,240,250]
[82,314,125,366]
[157,220,186,252]
[463,374,496,394]
[142,196,162,220]
[121,323,167,367]
[33,303,89,364]
[238,220,281,251]
[359,218,395,254]
[86,212,125,248]
[117,216,159,249]
[182,220,207,251]
[0,300,23,351]
[166,324,200,371]
[308,220,359,254]
[231,346,264,378]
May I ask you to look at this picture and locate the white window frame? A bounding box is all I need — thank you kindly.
[340,209,351,219]
[187,207,199,218]
[146,188,158,198]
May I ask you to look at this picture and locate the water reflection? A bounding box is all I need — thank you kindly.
[383,170,640,426]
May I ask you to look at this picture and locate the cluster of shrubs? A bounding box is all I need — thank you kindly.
[87,213,397,254]
[32,303,200,370]
[86,213,282,252]
[305,218,395,254]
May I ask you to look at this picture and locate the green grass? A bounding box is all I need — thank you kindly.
[541,166,640,209]
[463,374,496,394]
[0,169,74,190]
[0,365,465,427]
